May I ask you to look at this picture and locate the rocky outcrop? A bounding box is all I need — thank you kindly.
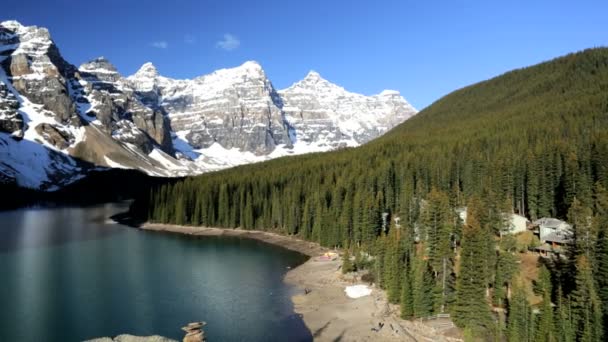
[181,322,206,342]
[129,61,291,155]
[0,81,22,138]
[34,122,74,149]
[77,57,173,153]
[0,21,80,126]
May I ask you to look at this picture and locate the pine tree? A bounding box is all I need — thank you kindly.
[496,236,518,304]
[412,249,434,317]
[568,198,596,260]
[342,249,354,274]
[453,204,493,334]
[571,256,602,342]
[593,183,608,336]
[535,265,555,342]
[555,287,575,342]
[466,196,497,294]
[507,281,532,342]
[421,188,455,312]
[400,267,414,319]
[493,245,518,308]
[383,228,403,303]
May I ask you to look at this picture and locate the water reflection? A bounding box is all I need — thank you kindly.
[0,203,127,253]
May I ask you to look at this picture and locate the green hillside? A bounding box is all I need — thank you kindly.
[138,48,608,230]
[133,48,608,340]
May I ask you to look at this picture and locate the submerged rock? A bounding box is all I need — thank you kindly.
[84,334,177,342]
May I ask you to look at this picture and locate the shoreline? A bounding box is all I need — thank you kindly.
[132,222,460,341]
[139,222,328,257]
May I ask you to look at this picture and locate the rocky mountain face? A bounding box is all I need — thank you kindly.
[128,61,292,156]
[279,71,415,148]
[0,20,417,190]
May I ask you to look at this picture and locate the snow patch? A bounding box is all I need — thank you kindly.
[345,285,372,299]
[103,156,132,170]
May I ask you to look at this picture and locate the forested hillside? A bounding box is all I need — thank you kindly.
[132,48,608,340]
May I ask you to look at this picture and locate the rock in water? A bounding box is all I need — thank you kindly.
[181,321,206,342]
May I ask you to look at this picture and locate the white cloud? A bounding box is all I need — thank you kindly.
[216,33,240,51]
[184,34,196,44]
[151,41,168,49]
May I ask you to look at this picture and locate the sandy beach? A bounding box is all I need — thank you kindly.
[137,223,460,342]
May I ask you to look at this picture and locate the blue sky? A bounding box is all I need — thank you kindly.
[3,0,607,109]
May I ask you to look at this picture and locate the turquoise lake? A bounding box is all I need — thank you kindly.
[0,203,311,341]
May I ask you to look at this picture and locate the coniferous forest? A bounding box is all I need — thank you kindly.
[131,48,608,340]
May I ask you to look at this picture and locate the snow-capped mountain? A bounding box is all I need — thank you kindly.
[0,20,417,190]
[126,60,417,170]
[279,71,415,148]
[0,21,195,190]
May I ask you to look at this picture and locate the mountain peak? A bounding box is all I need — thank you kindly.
[378,89,401,97]
[281,70,340,93]
[0,20,24,31]
[196,60,267,83]
[241,60,262,68]
[133,62,159,78]
[0,20,51,41]
[79,56,118,73]
[235,60,264,76]
[304,70,322,80]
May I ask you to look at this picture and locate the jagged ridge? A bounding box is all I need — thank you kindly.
[0,20,417,190]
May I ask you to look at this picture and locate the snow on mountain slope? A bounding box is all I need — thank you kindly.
[127,61,417,171]
[279,70,417,147]
[0,21,195,189]
[129,60,291,157]
[0,53,84,189]
[1,20,417,190]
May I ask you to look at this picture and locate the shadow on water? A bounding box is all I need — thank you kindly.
[0,203,128,254]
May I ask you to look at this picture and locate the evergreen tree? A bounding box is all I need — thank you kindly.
[421,188,456,312]
[571,256,602,342]
[568,198,596,260]
[400,267,414,319]
[453,204,493,334]
[507,282,532,342]
[412,249,434,317]
[535,265,555,342]
[467,196,497,294]
[593,183,608,336]
[555,287,576,342]
[493,239,518,308]
[342,249,354,274]
[383,228,403,303]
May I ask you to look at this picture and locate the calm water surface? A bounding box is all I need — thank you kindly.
[0,203,311,341]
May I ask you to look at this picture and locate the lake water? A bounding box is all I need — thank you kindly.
[0,203,311,341]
